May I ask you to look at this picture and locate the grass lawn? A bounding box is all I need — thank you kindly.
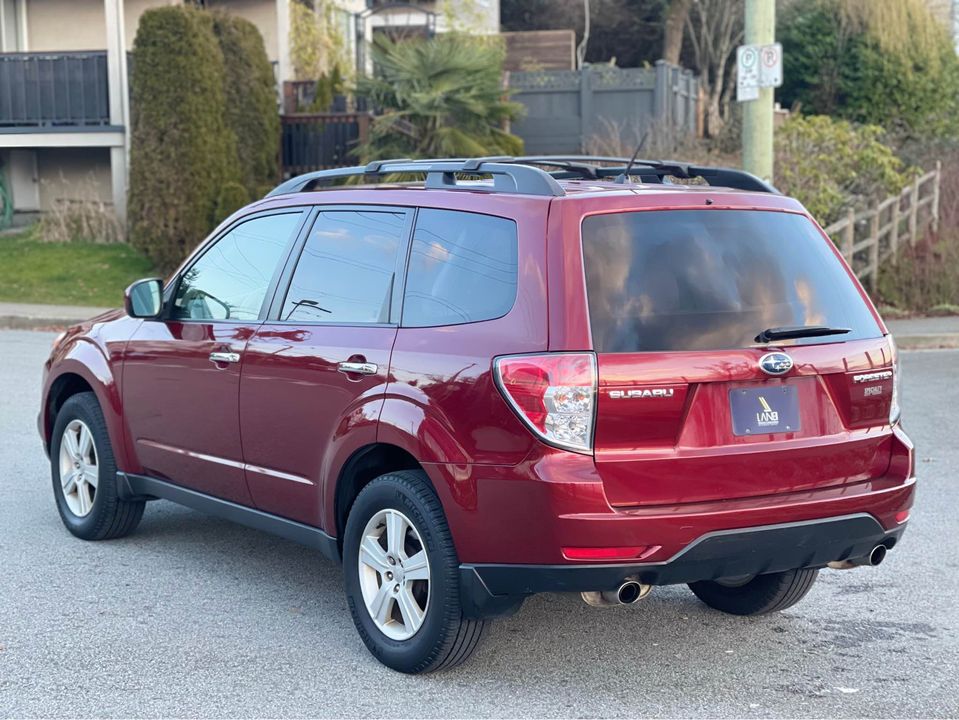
[0,229,156,308]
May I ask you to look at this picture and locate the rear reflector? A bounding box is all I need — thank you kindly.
[895,510,910,524]
[493,353,597,453]
[562,546,656,561]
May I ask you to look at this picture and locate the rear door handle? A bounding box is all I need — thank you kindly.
[209,351,241,364]
[337,361,378,376]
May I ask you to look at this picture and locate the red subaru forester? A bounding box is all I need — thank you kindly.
[39,157,914,673]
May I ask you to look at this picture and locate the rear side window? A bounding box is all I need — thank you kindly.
[582,209,882,352]
[281,210,406,324]
[402,209,518,327]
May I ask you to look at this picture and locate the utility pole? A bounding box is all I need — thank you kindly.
[742,0,775,182]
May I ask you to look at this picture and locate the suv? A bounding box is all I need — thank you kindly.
[39,157,914,673]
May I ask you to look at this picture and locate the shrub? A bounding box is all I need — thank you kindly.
[128,6,237,273]
[36,173,122,244]
[215,181,251,224]
[778,0,959,143]
[212,11,279,197]
[774,115,908,226]
[356,34,524,160]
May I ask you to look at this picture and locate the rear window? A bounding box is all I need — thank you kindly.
[582,209,882,352]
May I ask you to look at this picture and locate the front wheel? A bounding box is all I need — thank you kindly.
[688,568,819,616]
[50,392,145,540]
[343,470,486,673]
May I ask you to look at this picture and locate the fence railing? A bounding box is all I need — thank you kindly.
[0,51,111,127]
[823,162,941,291]
[280,112,372,177]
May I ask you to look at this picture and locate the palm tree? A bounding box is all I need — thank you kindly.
[356,33,524,160]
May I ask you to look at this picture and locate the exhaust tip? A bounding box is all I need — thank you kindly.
[869,544,887,566]
[617,581,642,604]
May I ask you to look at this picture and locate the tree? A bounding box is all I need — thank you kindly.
[128,6,237,272]
[356,34,524,159]
[778,0,959,143]
[685,0,743,137]
[500,0,669,69]
[211,11,279,199]
[662,0,691,65]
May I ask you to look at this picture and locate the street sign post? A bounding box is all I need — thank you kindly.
[737,41,781,102]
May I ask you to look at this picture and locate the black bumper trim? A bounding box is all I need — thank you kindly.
[459,513,905,618]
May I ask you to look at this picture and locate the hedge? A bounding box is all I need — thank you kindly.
[212,11,279,199]
[128,6,236,272]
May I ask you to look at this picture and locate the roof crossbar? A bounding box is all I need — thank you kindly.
[266,159,565,198]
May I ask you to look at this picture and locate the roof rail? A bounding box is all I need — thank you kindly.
[265,159,565,198]
[509,155,779,193]
[266,155,778,198]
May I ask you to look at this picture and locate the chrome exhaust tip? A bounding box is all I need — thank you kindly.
[828,544,888,570]
[581,580,652,607]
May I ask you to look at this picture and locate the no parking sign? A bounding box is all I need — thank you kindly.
[737,42,782,102]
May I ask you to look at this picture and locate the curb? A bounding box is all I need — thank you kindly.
[0,316,82,331]
[895,335,959,351]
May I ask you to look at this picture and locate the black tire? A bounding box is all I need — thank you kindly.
[343,470,487,673]
[50,392,145,541]
[688,568,819,616]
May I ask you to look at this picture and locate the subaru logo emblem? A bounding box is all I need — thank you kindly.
[759,352,793,376]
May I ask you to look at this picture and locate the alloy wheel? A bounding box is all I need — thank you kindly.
[58,419,99,517]
[357,508,431,641]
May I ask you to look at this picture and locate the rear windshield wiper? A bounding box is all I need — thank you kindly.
[755,326,852,343]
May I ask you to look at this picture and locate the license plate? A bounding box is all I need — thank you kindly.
[730,385,800,436]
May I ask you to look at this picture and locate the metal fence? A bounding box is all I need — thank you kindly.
[280,112,372,177]
[824,163,942,291]
[507,61,699,155]
[0,51,110,127]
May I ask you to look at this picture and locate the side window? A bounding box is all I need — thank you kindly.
[281,210,406,324]
[172,213,302,322]
[402,209,518,327]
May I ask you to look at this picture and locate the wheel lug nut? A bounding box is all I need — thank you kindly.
[385,571,393,580]
[388,556,396,565]
[393,584,400,593]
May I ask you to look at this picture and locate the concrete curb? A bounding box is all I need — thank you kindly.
[0,316,90,331]
[895,334,959,350]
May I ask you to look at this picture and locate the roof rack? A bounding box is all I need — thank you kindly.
[265,158,565,198]
[265,155,778,198]
[507,156,779,193]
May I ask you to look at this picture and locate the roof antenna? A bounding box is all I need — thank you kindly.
[615,130,649,184]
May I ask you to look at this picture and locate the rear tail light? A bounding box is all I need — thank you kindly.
[890,337,901,425]
[493,352,597,453]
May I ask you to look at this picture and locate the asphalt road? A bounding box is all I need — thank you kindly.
[1,329,957,719]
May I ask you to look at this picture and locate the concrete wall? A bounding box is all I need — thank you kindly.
[26,0,106,51]
[34,148,113,211]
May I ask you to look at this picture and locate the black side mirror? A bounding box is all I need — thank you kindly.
[124,278,164,319]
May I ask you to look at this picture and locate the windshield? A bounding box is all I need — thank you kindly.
[581,209,882,353]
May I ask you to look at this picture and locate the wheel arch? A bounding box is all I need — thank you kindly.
[332,442,426,552]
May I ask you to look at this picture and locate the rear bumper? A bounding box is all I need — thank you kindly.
[459,513,907,618]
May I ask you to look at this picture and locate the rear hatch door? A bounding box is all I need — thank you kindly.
[581,208,895,507]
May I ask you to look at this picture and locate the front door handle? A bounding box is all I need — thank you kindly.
[209,351,241,364]
[337,361,378,376]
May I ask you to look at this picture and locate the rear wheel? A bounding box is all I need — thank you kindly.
[51,392,145,540]
[688,568,819,616]
[343,470,486,673]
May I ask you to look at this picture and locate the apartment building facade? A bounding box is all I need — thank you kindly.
[0,0,498,228]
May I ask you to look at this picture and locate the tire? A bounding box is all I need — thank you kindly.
[343,470,487,673]
[50,392,145,541]
[688,568,819,616]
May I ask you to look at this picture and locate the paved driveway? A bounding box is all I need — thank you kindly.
[1,330,956,718]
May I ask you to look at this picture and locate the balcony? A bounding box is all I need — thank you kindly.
[0,51,111,129]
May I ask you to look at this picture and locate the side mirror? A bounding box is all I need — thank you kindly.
[124,278,164,319]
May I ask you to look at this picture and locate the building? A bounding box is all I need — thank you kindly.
[0,0,498,229]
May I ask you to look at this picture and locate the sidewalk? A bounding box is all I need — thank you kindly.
[0,301,957,348]
[0,302,111,331]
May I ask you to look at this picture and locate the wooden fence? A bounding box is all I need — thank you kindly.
[823,162,941,290]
